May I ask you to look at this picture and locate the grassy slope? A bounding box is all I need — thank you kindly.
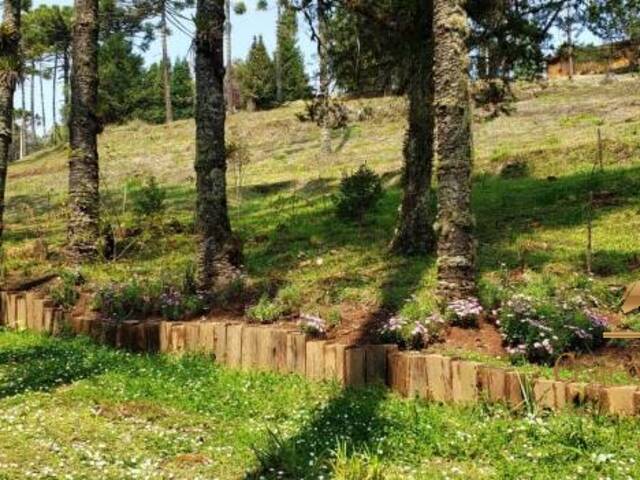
[1,329,640,479]
[5,76,640,320]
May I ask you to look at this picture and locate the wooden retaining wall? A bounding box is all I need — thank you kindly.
[1,290,640,416]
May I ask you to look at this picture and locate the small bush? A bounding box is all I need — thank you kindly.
[159,288,206,321]
[499,159,529,179]
[131,175,166,218]
[499,294,607,364]
[49,270,85,309]
[378,313,445,350]
[297,314,327,337]
[446,297,484,327]
[333,165,383,221]
[247,295,284,324]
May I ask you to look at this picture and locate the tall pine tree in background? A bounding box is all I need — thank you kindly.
[236,35,276,110]
[275,2,310,103]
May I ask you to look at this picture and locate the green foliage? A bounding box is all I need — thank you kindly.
[130,175,167,218]
[333,165,384,221]
[275,6,311,102]
[247,294,285,324]
[49,270,85,309]
[93,278,206,322]
[236,35,276,110]
[134,58,194,124]
[499,293,608,365]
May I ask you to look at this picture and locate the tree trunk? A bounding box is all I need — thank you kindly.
[275,0,283,104]
[390,0,436,256]
[160,5,173,123]
[0,0,21,246]
[20,80,26,158]
[433,0,477,303]
[68,0,100,261]
[194,0,242,291]
[317,0,331,154]
[223,0,234,112]
[30,62,36,143]
[39,63,47,136]
[52,53,58,131]
[63,49,70,121]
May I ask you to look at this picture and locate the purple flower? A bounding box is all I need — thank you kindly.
[298,314,327,336]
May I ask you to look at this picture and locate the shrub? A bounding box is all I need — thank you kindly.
[333,165,383,221]
[446,297,484,327]
[247,295,284,324]
[378,314,445,350]
[49,270,85,309]
[131,175,166,218]
[297,314,327,337]
[159,288,206,321]
[499,294,608,364]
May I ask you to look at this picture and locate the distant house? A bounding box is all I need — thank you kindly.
[547,40,639,78]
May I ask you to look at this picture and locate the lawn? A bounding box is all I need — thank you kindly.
[1,328,640,479]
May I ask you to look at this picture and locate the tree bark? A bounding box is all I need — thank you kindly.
[160,5,173,123]
[0,0,21,246]
[317,0,331,154]
[223,0,234,111]
[68,0,100,261]
[195,0,242,291]
[39,62,47,136]
[30,62,36,144]
[390,0,436,256]
[433,0,477,303]
[52,53,58,131]
[275,0,283,104]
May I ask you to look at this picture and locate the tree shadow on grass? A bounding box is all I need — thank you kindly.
[245,385,392,479]
[0,335,130,399]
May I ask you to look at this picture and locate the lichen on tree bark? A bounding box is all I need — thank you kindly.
[194,0,242,291]
[0,0,20,253]
[433,0,477,302]
[390,0,436,256]
[67,0,100,261]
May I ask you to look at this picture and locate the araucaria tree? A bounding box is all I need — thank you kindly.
[194,0,242,290]
[68,0,101,261]
[433,0,477,302]
[390,0,436,255]
[0,0,21,246]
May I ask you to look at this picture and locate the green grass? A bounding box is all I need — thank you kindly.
[1,329,640,479]
[4,76,640,320]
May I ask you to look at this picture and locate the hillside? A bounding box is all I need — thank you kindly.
[5,75,640,330]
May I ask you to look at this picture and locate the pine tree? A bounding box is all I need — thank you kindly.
[0,0,21,246]
[68,0,101,261]
[275,3,310,102]
[433,0,477,303]
[171,58,194,119]
[236,35,276,110]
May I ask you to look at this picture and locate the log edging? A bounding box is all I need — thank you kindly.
[1,290,639,416]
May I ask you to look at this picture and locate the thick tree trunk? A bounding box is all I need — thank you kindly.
[39,63,47,136]
[0,0,21,246]
[433,0,477,303]
[195,0,242,291]
[317,0,331,154]
[390,1,436,256]
[160,6,173,123]
[68,0,100,261]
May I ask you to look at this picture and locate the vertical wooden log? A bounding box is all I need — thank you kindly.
[199,320,216,354]
[479,366,508,404]
[388,351,410,397]
[452,360,480,405]
[286,331,307,375]
[241,325,260,370]
[425,354,452,403]
[159,321,172,353]
[365,344,398,385]
[213,322,228,363]
[51,308,66,336]
[344,347,366,387]
[226,323,243,368]
[305,340,327,381]
[185,321,201,352]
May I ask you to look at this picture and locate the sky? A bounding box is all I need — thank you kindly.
[23,1,597,138]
